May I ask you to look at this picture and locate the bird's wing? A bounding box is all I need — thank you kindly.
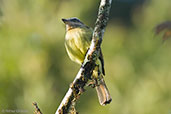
[83,27,105,75]
[99,48,105,75]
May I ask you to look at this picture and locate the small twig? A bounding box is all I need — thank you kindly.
[32,102,43,114]
[56,0,112,113]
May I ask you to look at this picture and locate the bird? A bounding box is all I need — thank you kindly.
[62,17,112,106]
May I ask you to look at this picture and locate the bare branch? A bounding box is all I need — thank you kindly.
[32,102,43,114]
[56,0,112,113]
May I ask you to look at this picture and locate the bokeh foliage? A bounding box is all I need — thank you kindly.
[0,0,171,114]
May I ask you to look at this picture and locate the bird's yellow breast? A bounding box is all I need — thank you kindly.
[65,27,92,64]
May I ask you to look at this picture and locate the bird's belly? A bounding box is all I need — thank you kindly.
[65,37,89,64]
[65,28,91,64]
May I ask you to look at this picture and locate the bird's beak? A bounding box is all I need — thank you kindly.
[62,18,68,24]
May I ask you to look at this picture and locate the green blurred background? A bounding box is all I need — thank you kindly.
[0,0,171,114]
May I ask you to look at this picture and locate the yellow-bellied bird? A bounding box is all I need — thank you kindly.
[62,17,112,106]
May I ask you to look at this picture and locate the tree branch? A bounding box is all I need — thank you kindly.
[56,0,112,113]
[32,102,43,114]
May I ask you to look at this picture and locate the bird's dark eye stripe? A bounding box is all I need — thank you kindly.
[72,18,80,22]
[74,19,78,22]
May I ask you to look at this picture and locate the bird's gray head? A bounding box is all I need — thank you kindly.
[62,17,85,31]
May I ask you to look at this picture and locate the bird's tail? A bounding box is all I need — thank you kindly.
[95,78,112,106]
